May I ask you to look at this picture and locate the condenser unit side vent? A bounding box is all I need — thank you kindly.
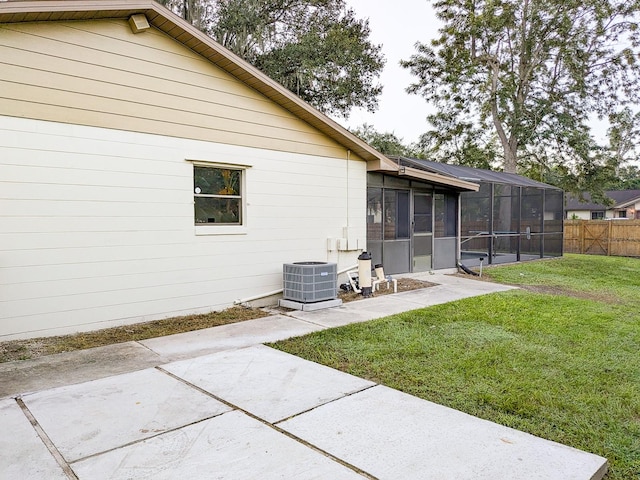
[283,262,337,303]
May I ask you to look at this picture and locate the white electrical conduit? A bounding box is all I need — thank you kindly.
[233,263,359,305]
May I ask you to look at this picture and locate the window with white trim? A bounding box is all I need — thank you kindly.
[193,166,243,225]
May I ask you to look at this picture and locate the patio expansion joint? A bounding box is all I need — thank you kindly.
[155,366,380,480]
[64,413,229,466]
[14,396,78,480]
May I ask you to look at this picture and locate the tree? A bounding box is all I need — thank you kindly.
[401,0,640,188]
[350,124,423,157]
[156,0,385,117]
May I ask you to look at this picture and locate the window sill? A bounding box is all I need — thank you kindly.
[195,225,247,236]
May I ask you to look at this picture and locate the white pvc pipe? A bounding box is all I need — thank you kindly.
[338,264,358,275]
[234,288,283,305]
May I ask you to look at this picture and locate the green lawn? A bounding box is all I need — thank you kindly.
[272,254,640,479]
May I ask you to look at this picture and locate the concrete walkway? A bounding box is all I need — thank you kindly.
[0,274,608,479]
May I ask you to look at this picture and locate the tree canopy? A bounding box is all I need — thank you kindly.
[157,0,385,117]
[350,124,424,158]
[401,0,640,197]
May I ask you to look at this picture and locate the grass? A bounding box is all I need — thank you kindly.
[272,254,640,479]
[0,307,269,363]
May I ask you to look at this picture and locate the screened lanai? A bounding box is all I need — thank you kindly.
[390,157,564,268]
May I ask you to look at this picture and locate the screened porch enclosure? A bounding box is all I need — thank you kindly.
[368,157,565,273]
[460,183,564,266]
[367,173,460,274]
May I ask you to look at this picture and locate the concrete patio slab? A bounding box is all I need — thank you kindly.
[0,341,163,399]
[280,385,608,480]
[71,410,366,480]
[21,368,231,462]
[162,345,375,423]
[140,315,324,360]
[0,398,67,480]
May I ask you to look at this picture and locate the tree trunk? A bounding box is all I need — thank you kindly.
[489,58,519,173]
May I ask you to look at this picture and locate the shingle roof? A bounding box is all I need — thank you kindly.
[390,157,562,189]
[565,190,640,210]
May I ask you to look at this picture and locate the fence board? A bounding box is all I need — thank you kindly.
[564,220,640,257]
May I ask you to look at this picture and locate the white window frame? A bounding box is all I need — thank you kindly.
[187,160,251,236]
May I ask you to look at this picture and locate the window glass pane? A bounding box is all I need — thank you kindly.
[521,187,543,233]
[493,184,518,235]
[384,190,397,240]
[461,184,490,239]
[543,233,563,257]
[414,194,432,234]
[367,188,383,241]
[435,193,457,238]
[383,189,410,240]
[194,167,241,196]
[397,191,410,238]
[195,198,241,224]
[414,193,431,214]
[544,190,564,233]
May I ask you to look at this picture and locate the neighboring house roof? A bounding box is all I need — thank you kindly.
[390,156,562,190]
[0,0,478,192]
[565,190,640,210]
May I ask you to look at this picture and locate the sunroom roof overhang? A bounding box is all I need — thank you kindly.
[368,156,480,192]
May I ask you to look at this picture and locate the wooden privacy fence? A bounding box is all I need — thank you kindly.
[564,220,640,257]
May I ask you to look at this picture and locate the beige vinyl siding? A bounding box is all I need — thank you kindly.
[0,19,349,158]
[0,117,366,339]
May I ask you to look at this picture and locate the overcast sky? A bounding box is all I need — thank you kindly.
[340,0,441,145]
[340,1,611,147]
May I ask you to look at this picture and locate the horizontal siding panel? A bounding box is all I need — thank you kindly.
[0,243,326,286]
[0,216,192,234]
[0,236,337,268]
[0,61,330,145]
[0,20,349,158]
[0,81,333,148]
[0,97,347,159]
[1,267,286,319]
[0,163,186,191]
[0,181,188,203]
[1,22,250,96]
[0,230,191,251]
[0,199,188,218]
[2,267,281,302]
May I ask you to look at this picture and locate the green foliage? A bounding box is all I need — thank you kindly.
[273,255,640,479]
[401,0,640,191]
[156,0,385,117]
[350,124,425,157]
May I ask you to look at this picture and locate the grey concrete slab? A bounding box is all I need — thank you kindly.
[140,315,324,360]
[280,385,608,480]
[0,341,164,399]
[71,410,366,480]
[286,296,421,327]
[21,368,231,462]
[163,345,375,423]
[0,398,68,480]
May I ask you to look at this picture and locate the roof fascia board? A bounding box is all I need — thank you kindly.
[401,166,479,191]
[615,197,640,208]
